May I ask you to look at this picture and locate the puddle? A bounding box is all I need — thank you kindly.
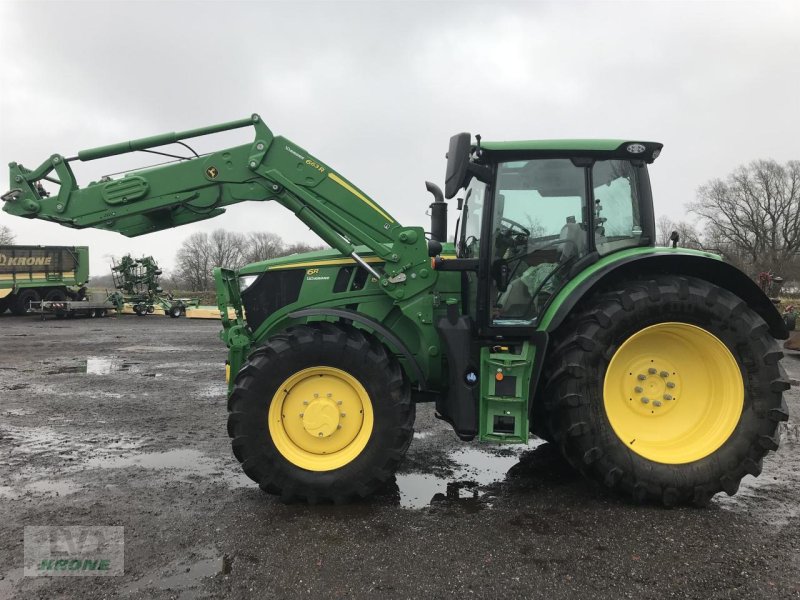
[125,545,228,598]
[395,443,539,509]
[83,448,252,488]
[42,356,162,377]
[0,479,83,499]
[86,357,141,375]
[0,424,144,461]
[714,436,799,527]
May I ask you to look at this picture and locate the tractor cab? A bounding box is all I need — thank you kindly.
[447,136,661,332]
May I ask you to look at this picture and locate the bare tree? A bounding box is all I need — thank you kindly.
[656,215,674,247]
[0,224,15,244]
[208,229,247,271]
[282,242,326,256]
[689,159,800,275]
[175,229,327,290]
[245,231,285,263]
[655,215,703,250]
[176,232,212,291]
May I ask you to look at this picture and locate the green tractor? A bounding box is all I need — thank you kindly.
[3,115,789,505]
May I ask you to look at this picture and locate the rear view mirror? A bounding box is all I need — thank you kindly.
[445,133,471,199]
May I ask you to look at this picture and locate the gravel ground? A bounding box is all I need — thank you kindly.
[0,314,798,599]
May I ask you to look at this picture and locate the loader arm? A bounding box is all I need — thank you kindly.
[3,114,431,291]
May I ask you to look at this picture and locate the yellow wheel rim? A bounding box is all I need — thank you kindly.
[603,322,744,464]
[268,366,374,471]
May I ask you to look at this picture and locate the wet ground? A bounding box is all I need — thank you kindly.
[1,315,798,599]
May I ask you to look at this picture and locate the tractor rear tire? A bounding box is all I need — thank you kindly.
[0,297,8,315]
[227,322,414,503]
[543,275,789,506]
[11,289,40,316]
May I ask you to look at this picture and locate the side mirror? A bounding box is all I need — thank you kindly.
[445,133,471,199]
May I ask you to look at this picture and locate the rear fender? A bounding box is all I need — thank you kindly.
[543,252,788,340]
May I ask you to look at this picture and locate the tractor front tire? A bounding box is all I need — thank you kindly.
[544,276,789,506]
[227,322,414,503]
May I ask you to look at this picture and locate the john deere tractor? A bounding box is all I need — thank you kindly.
[3,115,789,505]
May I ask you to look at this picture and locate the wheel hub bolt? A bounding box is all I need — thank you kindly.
[341,413,346,417]
[663,394,673,401]
[337,400,343,405]
[318,432,324,437]
[648,368,657,375]
[637,374,647,381]
[666,382,676,389]
[660,370,669,378]
[303,400,309,405]
[634,386,643,393]
[641,397,650,404]
[653,400,662,407]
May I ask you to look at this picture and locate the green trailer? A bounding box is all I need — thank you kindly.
[3,114,790,506]
[0,245,90,315]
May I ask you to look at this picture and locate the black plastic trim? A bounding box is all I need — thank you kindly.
[526,331,550,418]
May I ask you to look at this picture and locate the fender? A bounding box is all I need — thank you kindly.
[541,250,788,340]
[287,307,429,390]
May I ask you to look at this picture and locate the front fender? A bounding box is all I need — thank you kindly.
[540,250,788,340]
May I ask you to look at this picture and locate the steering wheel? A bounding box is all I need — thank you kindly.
[499,217,531,238]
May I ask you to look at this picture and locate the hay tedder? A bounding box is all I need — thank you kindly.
[3,114,789,505]
[111,254,197,317]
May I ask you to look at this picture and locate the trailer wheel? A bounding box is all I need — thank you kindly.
[11,289,40,316]
[169,306,182,318]
[544,275,789,506]
[134,304,147,316]
[44,289,67,302]
[227,322,414,503]
[0,297,8,315]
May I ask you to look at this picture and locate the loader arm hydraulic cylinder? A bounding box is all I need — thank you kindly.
[4,115,433,298]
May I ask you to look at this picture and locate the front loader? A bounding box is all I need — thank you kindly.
[3,115,790,506]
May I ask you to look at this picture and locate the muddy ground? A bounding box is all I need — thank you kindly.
[0,315,798,599]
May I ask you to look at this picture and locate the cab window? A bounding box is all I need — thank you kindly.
[489,159,589,326]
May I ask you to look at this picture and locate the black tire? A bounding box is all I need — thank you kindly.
[11,288,40,316]
[170,306,182,318]
[0,297,8,315]
[44,288,67,302]
[134,304,146,316]
[227,322,414,504]
[543,275,789,507]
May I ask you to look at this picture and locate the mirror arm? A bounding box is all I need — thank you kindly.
[466,162,493,184]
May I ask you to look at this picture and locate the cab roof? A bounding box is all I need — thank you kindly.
[480,139,663,162]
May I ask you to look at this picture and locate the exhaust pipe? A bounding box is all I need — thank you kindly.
[426,181,447,243]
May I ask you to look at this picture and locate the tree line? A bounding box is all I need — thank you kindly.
[175,230,324,291]
[658,159,800,280]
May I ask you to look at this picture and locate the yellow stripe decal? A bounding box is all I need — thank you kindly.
[328,172,394,224]
[268,257,384,271]
[0,271,75,281]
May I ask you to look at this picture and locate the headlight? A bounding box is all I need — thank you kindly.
[238,275,258,292]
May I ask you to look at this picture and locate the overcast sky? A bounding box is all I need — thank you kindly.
[1,0,798,276]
